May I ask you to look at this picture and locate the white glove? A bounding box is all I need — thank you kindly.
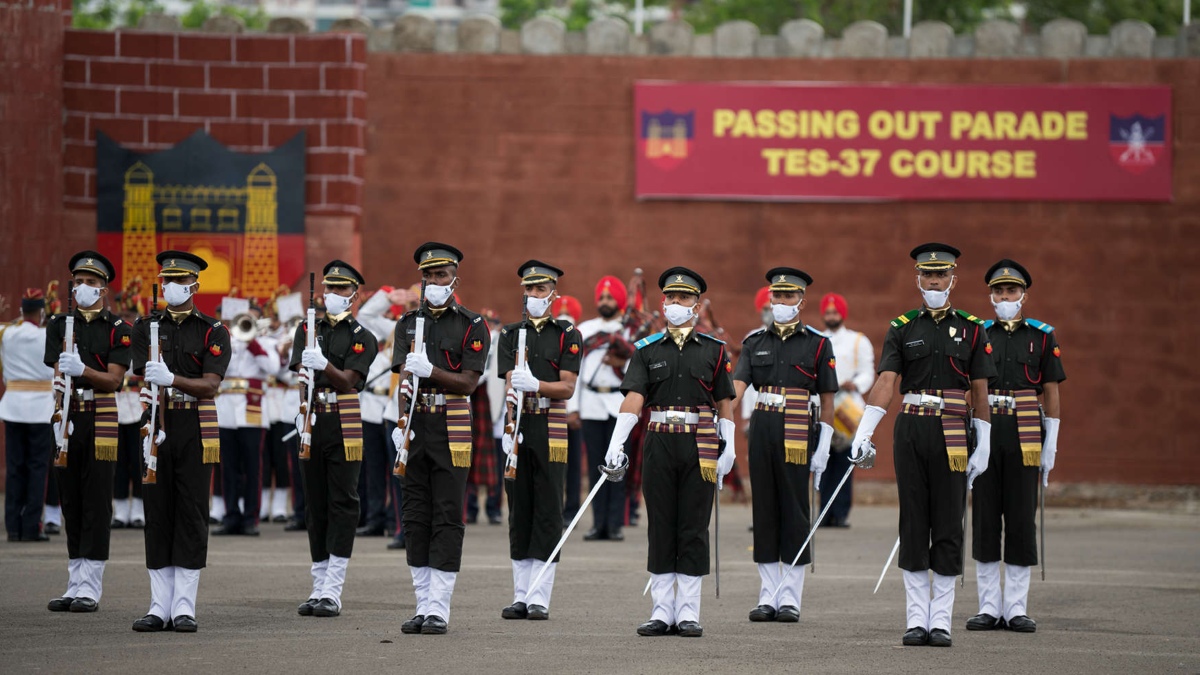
[605,411,639,467]
[510,367,541,393]
[54,419,75,440]
[405,351,433,378]
[301,348,328,372]
[810,422,834,489]
[1041,417,1060,487]
[716,417,737,489]
[966,418,992,490]
[850,405,886,465]
[58,352,85,377]
[144,360,175,387]
[53,376,68,395]
[391,425,413,451]
[501,430,524,456]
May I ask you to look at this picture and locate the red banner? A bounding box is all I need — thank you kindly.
[634,82,1172,202]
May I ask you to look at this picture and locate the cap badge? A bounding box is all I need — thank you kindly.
[168,259,176,267]
[929,252,938,260]
[85,258,95,267]
[425,251,433,259]
[776,275,786,283]
[332,267,341,276]
[1002,268,1011,276]
[675,275,683,283]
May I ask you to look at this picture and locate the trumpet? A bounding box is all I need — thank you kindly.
[229,313,259,343]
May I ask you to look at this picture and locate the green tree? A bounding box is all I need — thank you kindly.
[686,0,1009,36]
[1023,0,1195,36]
[72,0,162,29]
[180,0,269,30]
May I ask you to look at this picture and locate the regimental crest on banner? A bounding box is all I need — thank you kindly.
[641,110,694,171]
[1109,114,1165,175]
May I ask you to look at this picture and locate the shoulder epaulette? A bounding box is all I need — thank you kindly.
[212,320,222,328]
[635,332,665,349]
[742,327,766,342]
[1025,318,1054,333]
[453,305,481,321]
[955,309,985,325]
[353,323,363,334]
[889,309,920,328]
[983,319,995,330]
[556,319,574,333]
[698,332,725,345]
[806,324,832,339]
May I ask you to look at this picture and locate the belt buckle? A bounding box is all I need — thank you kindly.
[419,393,437,407]
[664,411,686,424]
[168,388,183,402]
[763,394,785,408]
[73,388,86,400]
[317,392,330,404]
[919,394,941,409]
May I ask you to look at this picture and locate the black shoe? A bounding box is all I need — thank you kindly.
[313,598,340,617]
[271,515,288,523]
[401,614,425,634]
[748,605,777,622]
[902,627,929,646]
[776,605,800,623]
[244,526,261,536]
[387,537,406,550]
[44,523,61,535]
[48,597,75,612]
[421,615,447,634]
[1007,615,1036,633]
[70,597,99,612]
[527,604,549,620]
[111,519,127,529]
[502,602,528,619]
[23,532,50,542]
[208,516,219,525]
[583,528,608,541]
[356,524,385,536]
[637,619,672,636]
[966,613,1004,631]
[297,598,319,616]
[677,620,703,637]
[487,514,503,525]
[609,527,624,542]
[130,519,145,528]
[928,628,952,647]
[284,519,306,532]
[173,615,198,632]
[211,525,242,536]
[132,614,169,632]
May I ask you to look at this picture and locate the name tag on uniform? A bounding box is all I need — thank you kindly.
[905,339,925,348]
[406,329,416,335]
[649,361,667,370]
[755,351,770,356]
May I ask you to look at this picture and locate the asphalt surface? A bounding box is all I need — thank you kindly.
[2,502,1198,674]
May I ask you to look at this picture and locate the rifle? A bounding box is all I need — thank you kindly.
[51,281,76,468]
[504,291,529,482]
[393,281,426,477]
[298,273,316,460]
[142,284,164,484]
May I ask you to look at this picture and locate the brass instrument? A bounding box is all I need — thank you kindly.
[229,312,259,343]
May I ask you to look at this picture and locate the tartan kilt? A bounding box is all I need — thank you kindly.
[469,384,497,488]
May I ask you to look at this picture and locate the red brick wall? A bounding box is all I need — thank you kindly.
[60,28,369,268]
[363,55,1200,486]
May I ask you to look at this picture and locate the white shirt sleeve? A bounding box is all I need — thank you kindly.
[852,333,875,393]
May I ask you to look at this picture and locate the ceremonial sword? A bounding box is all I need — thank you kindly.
[767,462,855,603]
[1040,470,1046,580]
[873,536,901,594]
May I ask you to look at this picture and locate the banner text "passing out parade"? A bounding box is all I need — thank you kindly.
[713,109,1089,179]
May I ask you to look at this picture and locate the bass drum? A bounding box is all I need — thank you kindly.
[832,390,864,445]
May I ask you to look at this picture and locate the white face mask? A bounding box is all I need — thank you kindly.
[525,293,554,318]
[73,283,103,308]
[424,280,455,307]
[324,291,355,316]
[771,302,800,324]
[662,302,695,327]
[992,296,1023,321]
[917,276,953,309]
[163,282,196,307]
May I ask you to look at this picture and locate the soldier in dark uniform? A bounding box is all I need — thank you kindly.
[967,260,1064,634]
[290,261,377,618]
[131,251,231,633]
[850,243,996,648]
[497,261,581,621]
[605,267,736,638]
[44,251,132,613]
[733,267,837,624]
[391,243,490,635]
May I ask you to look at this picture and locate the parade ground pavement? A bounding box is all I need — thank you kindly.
[2,503,1197,674]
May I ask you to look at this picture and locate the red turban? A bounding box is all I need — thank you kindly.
[552,295,582,324]
[595,276,627,311]
[821,293,848,320]
[754,286,771,312]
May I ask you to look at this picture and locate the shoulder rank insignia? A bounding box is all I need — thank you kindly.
[635,332,666,349]
[1025,318,1054,333]
[209,344,222,357]
[698,332,726,345]
[890,309,920,328]
[113,318,123,326]
[983,319,995,330]
[954,309,985,325]
[472,316,483,324]
[470,339,483,352]
[353,324,362,334]
[352,342,365,354]
[569,343,579,355]
[213,320,222,328]
[120,334,132,346]
[806,324,832,339]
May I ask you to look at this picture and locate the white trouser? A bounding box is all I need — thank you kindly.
[148,567,175,621]
[260,489,271,519]
[113,499,131,524]
[322,555,349,610]
[525,560,555,609]
[777,565,805,610]
[210,497,225,521]
[649,573,677,625]
[511,559,531,604]
[65,558,84,598]
[172,567,201,619]
[44,505,62,526]
[976,561,1002,617]
[309,560,328,600]
[271,489,290,518]
[1004,564,1031,622]
[675,574,702,623]
[903,570,930,630]
[929,573,956,633]
[427,569,457,622]
[74,559,106,601]
[757,563,780,609]
[130,497,144,522]
[410,566,432,616]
